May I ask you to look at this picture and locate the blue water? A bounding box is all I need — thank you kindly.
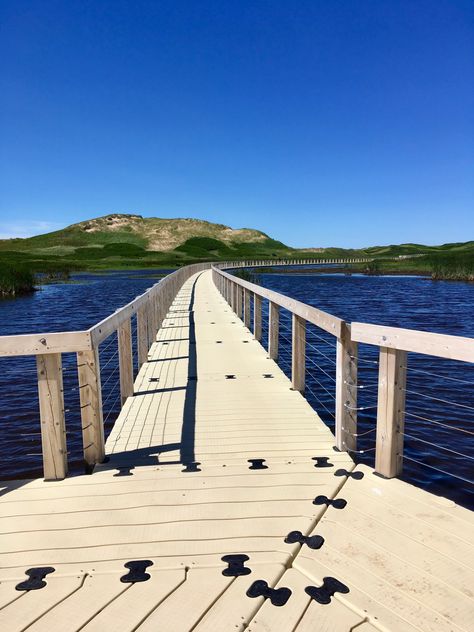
[254,271,474,509]
[0,269,472,509]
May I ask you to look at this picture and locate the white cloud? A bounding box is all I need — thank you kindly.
[0,220,63,240]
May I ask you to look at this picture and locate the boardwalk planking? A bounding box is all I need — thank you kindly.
[0,271,472,630]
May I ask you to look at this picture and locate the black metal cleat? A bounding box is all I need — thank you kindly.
[248,458,268,470]
[114,466,134,477]
[221,554,251,577]
[121,560,154,583]
[225,374,236,379]
[284,531,324,550]
[262,374,274,378]
[312,456,333,468]
[247,580,291,607]
[182,461,201,473]
[334,468,364,480]
[313,495,347,509]
[305,577,349,604]
[16,567,55,591]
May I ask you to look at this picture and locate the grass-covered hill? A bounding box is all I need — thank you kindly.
[0,214,291,272]
[0,213,472,291]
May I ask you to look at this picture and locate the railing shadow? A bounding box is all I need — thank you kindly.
[97,274,200,471]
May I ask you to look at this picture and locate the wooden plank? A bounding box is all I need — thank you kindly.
[77,348,105,469]
[295,597,368,632]
[135,567,233,631]
[269,301,279,360]
[79,569,185,631]
[25,573,128,632]
[292,314,306,393]
[0,330,91,357]
[36,353,67,480]
[351,321,474,363]
[118,318,134,405]
[0,575,84,632]
[307,521,474,631]
[295,556,422,632]
[194,563,285,631]
[137,306,148,367]
[375,348,407,477]
[335,322,358,452]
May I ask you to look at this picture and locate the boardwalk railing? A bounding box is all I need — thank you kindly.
[212,265,474,484]
[0,263,211,479]
[0,258,472,485]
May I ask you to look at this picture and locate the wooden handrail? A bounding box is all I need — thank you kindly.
[213,267,344,337]
[0,330,92,357]
[0,262,211,479]
[212,264,474,482]
[212,265,355,454]
[3,258,473,483]
[351,322,474,363]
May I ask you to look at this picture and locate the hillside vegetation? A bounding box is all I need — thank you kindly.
[0,214,291,274]
[0,213,472,294]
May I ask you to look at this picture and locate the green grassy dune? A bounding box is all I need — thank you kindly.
[0,213,472,295]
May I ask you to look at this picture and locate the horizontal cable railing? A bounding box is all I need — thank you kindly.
[212,265,474,505]
[0,262,211,479]
[1,256,472,496]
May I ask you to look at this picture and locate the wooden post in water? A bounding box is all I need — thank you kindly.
[77,347,105,470]
[254,293,262,341]
[335,323,358,452]
[292,314,306,392]
[268,301,279,360]
[244,289,251,328]
[118,318,134,405]
[36,353,67,480]
[375,348,407,477]
[137,306,148,367]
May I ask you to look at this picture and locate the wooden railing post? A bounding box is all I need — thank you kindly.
[146,295,155,348]
[335,323,358,451]
[292,314,306,392]
[254,294,262,341]
[231,282,236,312]
[118,318,134,405]
[77,347,105,470]
[137,306,148,367]
[236,286,243,319]
[244,289,251,328]
[268,301,279,360]
[375,348,407,477]
[36,353,67,480]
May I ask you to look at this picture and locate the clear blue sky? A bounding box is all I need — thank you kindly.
[1,1,473,247]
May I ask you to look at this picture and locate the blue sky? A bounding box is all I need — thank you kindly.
[1,1,472,248]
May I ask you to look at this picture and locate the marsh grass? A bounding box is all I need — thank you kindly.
[0,263,35,296]
[429,254,474,281]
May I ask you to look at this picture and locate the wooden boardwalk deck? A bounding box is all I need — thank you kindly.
[0,271,473,631]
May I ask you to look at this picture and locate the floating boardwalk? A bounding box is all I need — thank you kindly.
[0,268,473,631]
